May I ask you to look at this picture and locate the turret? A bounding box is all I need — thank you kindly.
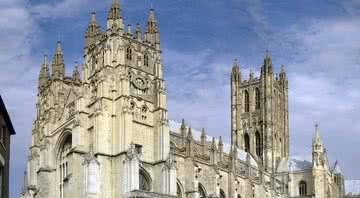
[38,54,50,91]
[107,0,124,31]
[279,65,286,81]
[312,124,325,168]
[144,8,160,49]
[72,62,81,84]
[85,12,101,49]
[135,23,142,41]
[261,49,274,75]
[231,59,241,147]
[51,42,65,80]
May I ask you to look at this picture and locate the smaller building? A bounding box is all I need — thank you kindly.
[0,95,16,198]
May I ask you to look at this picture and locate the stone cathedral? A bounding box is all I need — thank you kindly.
[21,1,346,198]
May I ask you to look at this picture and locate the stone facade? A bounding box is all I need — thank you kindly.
[0,95,16,198]
[21,1,347,198]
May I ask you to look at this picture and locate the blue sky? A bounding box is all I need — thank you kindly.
[1,0,360,197]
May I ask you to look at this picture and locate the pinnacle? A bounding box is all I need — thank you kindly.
[91,11,96,22]
[56,41,62,54]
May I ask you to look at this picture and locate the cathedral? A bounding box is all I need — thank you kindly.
[21,1,347,198]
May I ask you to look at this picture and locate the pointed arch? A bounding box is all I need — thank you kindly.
[139,168,151,191]
[255,131,262,157]
[244,133,250,153]
[126,46,132,60]
[299,181,307,195]
[255,88,260,110]
[244,90,250,112]
[220,189,226,198]
[177,180,184,197]
[144,53,149,67]
[58,133,72,198]
[198,183,207,198]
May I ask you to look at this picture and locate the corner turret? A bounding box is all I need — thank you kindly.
[85,12,102,49]
[38,54,50,91]
[51,42,65,80]
[144,8,160,49]
[107,0,124,31]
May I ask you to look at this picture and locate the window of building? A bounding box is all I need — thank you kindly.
[299,181,307,196]
[220,189,226,198]
[126,47,132,60]
[139,169,150,191]
[238,195,242,198]
[198,184,206,198]
[144,54,149,67]
[177,182,183,197]
[255,131,262,157]
[244,90,250,112]
[59,135,72,198]
[244,133,250,153]
[255,88,260,110]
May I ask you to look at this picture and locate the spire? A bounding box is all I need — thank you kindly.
[211,137,217,150]
[135,23,142,40]
[127,24,132,35]
[314,123,322,144]
[39,53,50,90]
[107,0,124,30]
[144,8,160,46]
[85,12,101,48]
[249,69,254,81]
[72,62,81,84]
[108,0,122,20]
[201,128,206,144]
[232,59,240,74]
[262,49,273,74]
[187,127,193,141]
[51,42,65,80]
[280,64,287,80]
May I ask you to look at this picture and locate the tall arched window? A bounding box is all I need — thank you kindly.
[220,189,226,198]
[237,195,242,198]
[198,184,206,198]
[255,88,260,110]
[244,133,250,153]
[144,54,149,67]
[299,181,307,195]
[244,90,250,112]
[59,135,72,198]
[126,47,132,60]
[177,182,183,197]
[255,131,262,157]
[139,169,151,191]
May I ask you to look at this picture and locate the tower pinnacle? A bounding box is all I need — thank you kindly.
[144,8,160,47]
[38,54,50,90]
[72,62,81,84]
[85,12,101,49]
[107,0,124,31]
[51,42,65,80]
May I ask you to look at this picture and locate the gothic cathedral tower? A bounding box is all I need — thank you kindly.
[22,1,176,198]
[230,53,289,173]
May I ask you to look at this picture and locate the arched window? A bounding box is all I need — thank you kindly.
[59,135,72,198]
[198,184,206,198]
[299,181,307,195]
[237,195,242,198]
[255,88,260,110]
[220,189,226,198]
[139,169,151,191]
[244,133,250,153]
[144,54,149,67]
[255,131,262,157]
[126,47,132,60]
[177,182,183,197]
[244,90,250,112]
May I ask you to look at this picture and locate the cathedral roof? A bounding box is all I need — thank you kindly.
[288,156,312,172]
[169,120,257,166]
[345,180,360,196]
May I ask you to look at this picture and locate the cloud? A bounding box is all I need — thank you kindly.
[30,0,110,19]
